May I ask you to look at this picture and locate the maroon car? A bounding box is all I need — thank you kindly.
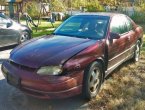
[1,13,143,100]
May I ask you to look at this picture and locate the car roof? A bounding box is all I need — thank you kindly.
[75,12,125,18]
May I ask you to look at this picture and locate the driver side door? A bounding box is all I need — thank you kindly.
[107,15,131,72]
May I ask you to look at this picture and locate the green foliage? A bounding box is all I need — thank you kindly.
[62,14,71,21]
[99,0,121,6]
[119,5,145,24]
[25,2,39,18]
[0,0,5,4]
[129,11,145,24]
[140,3,145,11]
[72,0,85,8]
[86,1,105,12]
[51,0,66,11]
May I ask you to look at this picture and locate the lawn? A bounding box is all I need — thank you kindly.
[21,20,62,37]
[29,21,145,109]
[32,21,62,37]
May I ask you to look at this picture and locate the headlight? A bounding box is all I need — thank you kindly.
[1,65,8,77]
[37,66,62,76]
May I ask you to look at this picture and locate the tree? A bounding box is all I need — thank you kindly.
[0,0,6,4]
[51,0,66,11]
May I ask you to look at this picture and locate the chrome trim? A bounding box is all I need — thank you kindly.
[106,53,133,76]
[109,44,135,62]
[22,85,82,94]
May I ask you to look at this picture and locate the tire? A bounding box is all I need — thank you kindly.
[19,31,31,44]
[82,61,103,100]
[132,40,141,62]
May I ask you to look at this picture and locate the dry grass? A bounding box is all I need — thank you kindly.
[89,36,145,110]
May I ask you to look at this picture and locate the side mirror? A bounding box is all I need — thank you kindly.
[6,22,12,28]
[110,32,120,39]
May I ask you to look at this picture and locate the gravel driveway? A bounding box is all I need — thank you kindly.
[0,49,89,110]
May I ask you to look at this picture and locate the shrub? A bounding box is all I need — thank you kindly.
[86,1,105,12]
[129,11,145,24]
[119,7,145,24]
[62,14,71,21]
[25,1,40,19]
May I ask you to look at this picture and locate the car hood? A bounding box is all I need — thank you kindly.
[10,35,96,68]
[10,21,31,32]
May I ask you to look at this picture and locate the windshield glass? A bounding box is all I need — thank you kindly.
[54,15,109,40]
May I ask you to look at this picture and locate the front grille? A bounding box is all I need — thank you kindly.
[9,61,36,72]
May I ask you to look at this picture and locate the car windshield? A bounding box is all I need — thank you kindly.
[54,15,109,40]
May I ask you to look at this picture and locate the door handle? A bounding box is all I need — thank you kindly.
[127,36,131,41]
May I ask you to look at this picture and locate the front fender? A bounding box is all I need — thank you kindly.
[63,41,105,72]
[20,24,32,33]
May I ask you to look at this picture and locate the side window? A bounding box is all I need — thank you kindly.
[126,17,133,31]
[110,15,128,34]
[110,16,121,34]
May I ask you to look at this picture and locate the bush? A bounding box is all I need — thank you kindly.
[86,1,105,12]
[51,0,66,12]
[129,11,145,24]
[25,2,40,19]
[119,7,145,24]
[62,14,71,21]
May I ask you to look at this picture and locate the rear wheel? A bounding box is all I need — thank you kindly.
[132,41,141,62]
[82,61,103,100]
[19,31,31,43]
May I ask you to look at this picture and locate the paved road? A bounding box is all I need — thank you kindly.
[0,49,89,110]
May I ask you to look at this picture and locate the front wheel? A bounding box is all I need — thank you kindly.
[19,31,31,44]
[82,61,103,100]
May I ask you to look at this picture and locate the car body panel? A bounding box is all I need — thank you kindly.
[63,40,105,72]
[0,28,20,45]
[108,32,132,68]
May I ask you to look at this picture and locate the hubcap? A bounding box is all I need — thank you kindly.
[135,44,140,61]
[20,32,29,43]
[89,67,100,94]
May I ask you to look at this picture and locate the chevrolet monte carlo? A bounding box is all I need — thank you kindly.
[1,13,143,100]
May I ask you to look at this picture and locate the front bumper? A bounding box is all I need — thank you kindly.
[1,60,83,99]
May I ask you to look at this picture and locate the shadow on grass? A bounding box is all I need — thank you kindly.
[33,30,54,37]
[32,26,55,37]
